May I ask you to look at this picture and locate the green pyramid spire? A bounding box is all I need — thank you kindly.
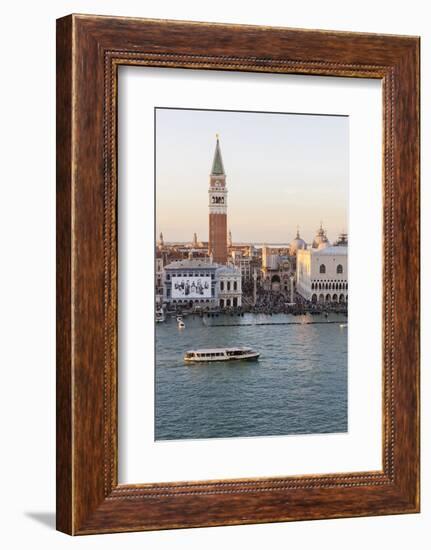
[211,134,225,175]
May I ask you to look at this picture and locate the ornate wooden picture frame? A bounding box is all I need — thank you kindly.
[56,14,420,535]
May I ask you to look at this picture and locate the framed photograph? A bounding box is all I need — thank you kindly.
[56,15,420,535]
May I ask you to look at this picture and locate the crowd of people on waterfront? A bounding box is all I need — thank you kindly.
[165,290,347,318]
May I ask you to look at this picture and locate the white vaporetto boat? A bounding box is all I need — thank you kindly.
[184,347,260,363]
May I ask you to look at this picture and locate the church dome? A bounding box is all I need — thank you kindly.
[312,223,330,248]
[317,240,330,250]
[289,229,307,255]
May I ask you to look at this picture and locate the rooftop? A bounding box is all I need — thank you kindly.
[186,347,252,354]
[216,264,241,274]
[312,245,348,256]
[164,259,219,269]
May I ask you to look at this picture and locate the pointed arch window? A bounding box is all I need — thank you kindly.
[319,264,326,274]
[337,264,343,274]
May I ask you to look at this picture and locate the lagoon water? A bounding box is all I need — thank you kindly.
[155,313,348,440]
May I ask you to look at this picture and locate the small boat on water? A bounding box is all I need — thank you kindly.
[339,323,348,329]
[155,310,165,323]
[177,319,185,329]
[184,347,260,363]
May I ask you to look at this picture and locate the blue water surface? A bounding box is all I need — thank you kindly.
[155,313,348,440]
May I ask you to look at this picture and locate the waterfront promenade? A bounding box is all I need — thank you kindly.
[163,297,347,318]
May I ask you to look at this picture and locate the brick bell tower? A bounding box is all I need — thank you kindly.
[208,134,228,264]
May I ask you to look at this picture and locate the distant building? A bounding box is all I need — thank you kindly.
[261,246,294,293]
[238,257,253,281]
[163,259,218,308]
[162,258,242,309]
[155,257,164,305]
[262,246,279,271]
[296,237,348,303]
[217,265,242,308]
[334,232,348,247]
[157,232,164,250]
[229,249,253,281]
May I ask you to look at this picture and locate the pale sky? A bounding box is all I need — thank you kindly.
[155,107,348,244]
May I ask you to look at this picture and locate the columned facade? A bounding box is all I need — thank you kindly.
[217,265,242,308]
[296,244,348,304]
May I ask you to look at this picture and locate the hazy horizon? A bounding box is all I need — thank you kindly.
[156,107,349,244]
